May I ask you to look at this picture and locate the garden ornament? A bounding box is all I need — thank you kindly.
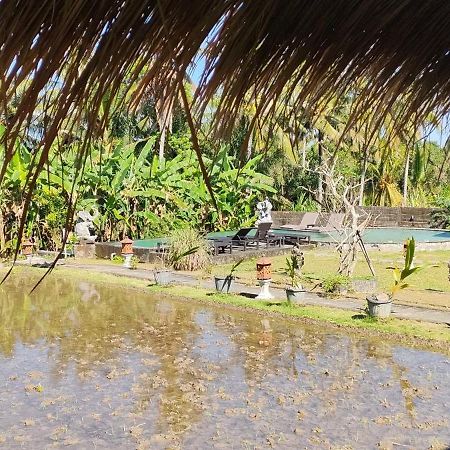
[74,210,98,243]
[255,197,273,225]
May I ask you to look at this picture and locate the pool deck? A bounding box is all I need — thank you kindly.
[95,241,311,263]
[66,261,450,326]
[95,227,450,263]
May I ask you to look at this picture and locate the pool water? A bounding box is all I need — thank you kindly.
[271,227,450,244]
[134,227,450,248]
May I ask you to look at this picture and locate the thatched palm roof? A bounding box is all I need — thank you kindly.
[0,0,449,243]
[1,0,449,140]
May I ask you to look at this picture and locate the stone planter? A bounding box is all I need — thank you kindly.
[214,276,234,293]
[352,278,377,294]
[366,293,392,318]
[285,286,306,304]
[154,270,172,285]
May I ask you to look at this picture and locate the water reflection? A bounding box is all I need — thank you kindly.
[0,272,448,448]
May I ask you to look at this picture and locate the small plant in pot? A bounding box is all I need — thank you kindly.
[153,246,199,285]
[285,251,305,304]
[214,258,244,293]
[153,254,172,285]
[366,237,434,318]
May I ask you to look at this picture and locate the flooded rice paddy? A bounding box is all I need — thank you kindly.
[0,273,449,449]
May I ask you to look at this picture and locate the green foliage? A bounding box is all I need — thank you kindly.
[292,193,319,212]
[130,255,140,270]
[257,147,318,211]
[111,254,125,264]
[285,253,303,287]
[2,76,449,257]
[389,237,435,298]
[322,274,350,293]
[0,124,276,254]
[431,198,450,229]
[228,258,245,277]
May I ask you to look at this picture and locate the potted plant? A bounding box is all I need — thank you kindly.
[285,252,306,303]
[214,258,244,293]
[366,237,432,318]
[154,246,199,285]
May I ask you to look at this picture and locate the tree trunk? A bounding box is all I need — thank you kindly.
[317,132,324,210]
[403,148,410,206]
[302,136,307,168]
[246,130,253,161]
[358,145,368,206]
[159,127,166,163]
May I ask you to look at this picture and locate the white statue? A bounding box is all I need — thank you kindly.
[255,197,273,225]
[74,210,98,243]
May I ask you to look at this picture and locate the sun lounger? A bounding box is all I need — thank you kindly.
[243,222,283,249]
[210,228,254,255]
[210,223,283,255]
[279,212,319,231]
[312,213,345,232]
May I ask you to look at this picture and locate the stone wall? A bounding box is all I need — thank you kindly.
[272,207,439,228]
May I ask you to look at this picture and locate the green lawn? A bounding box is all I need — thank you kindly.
[71,246,450,310]
[209,247,450,310]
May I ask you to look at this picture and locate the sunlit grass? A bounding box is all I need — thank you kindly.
[208,247,450,309]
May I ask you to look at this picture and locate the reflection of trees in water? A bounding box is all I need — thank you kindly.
[131,300,206,440]
[364,337,417,422]
[0,273,425,443]
[0,273,210,442]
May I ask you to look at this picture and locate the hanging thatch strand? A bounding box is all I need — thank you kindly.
[1,0,449,143]
[0,0,449,227]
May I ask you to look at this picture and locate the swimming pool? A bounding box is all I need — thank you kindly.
[133,227,450,248]
[273,227,450,244]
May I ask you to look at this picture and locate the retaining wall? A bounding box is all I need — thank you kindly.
[272,207,439,228]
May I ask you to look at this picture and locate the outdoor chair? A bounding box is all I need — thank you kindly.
[210,227,254,255]
[240,222,283,249]
[210,224,283,255]
[314,213,345,232]
[279,212,319,231]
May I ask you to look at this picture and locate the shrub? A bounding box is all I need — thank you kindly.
[430,199,450,229]
[322,274,350,293]
[168,228,211,271]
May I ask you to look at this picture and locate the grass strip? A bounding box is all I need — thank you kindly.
[147,284,450,350]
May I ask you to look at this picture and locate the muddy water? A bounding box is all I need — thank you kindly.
[0,275,449,449]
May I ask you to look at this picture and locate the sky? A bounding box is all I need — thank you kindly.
[188,56,448,146]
